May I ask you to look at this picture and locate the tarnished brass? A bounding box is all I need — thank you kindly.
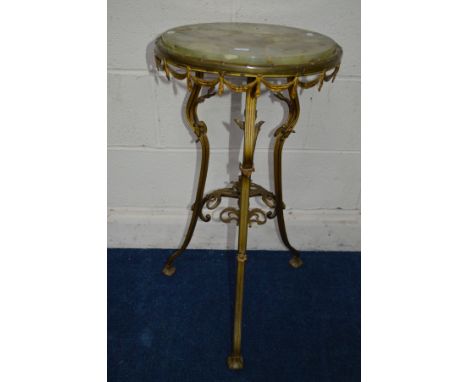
[198,180,277,224]
[161,72,210,277]
[219,206,269,227]
[227,77,258,369]
[273,79,304,268]
[156,55,340,96]
[155,24,341,369]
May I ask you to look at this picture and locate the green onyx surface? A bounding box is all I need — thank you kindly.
[155,23,342,76]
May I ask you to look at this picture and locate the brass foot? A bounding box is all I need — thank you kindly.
[162,264,176,277]
[289,255,303,269]
[227,355,244,370]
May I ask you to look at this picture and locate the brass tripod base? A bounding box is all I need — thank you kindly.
[162,264,176,277]
[227,354,244,370]
[289,255,304,269]
[159,73,306,370]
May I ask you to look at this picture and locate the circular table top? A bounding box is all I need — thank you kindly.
[155,23,342,77]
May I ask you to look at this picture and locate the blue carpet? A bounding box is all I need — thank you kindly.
[108,249,360,382]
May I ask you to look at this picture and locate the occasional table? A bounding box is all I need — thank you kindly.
[154,22,342,369]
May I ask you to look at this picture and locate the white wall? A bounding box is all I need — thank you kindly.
[108,0,361,251]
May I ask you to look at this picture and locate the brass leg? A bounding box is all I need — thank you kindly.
[227,78,259,370]
[162,73,210,277]
[273,82,303,268]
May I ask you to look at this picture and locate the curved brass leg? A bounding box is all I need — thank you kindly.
[273,81,303,268]
[162,73,211,277]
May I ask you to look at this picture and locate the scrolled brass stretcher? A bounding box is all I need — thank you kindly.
[153,22,342,370]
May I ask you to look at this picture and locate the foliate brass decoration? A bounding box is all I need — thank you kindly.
[218,205,276,227]
[246,208,268,226]
[155,56,340,96]
[197,181,277,227]
[198,181,277,224]
[219,207,240,224]
[157,35,340,369]
[234,118,265,136]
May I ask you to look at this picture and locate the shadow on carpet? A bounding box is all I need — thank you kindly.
[108,249,360,382]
